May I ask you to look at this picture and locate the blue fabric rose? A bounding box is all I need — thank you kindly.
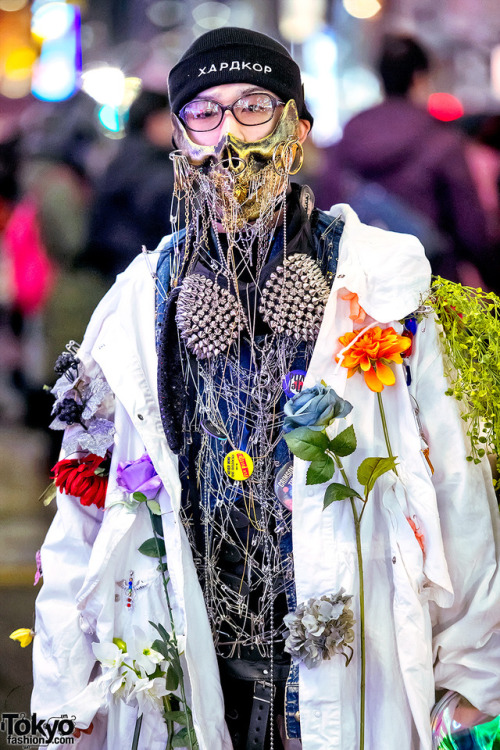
[283,384,352,433]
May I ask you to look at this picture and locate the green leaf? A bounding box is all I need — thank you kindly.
[138,537,166,558]
[151,512,164,538]
[165,663,179,691]
[151,638,170,660]
[133,491,147,502]
[284,427,328,462]
[357,456,397,497]
[306,454,335,485]
[163,710,188,726]
[323,483,362,509]
[328,425,357,457]
[147,499,161,515]
[170,653,184,679]
[172,727,198,748]
[149,620,171,643]
[39,482,57,506]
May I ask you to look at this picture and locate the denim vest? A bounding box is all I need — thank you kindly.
[154,208,343,739]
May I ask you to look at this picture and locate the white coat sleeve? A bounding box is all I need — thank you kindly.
[32,347,115,728]
[32,489,105,726]
[412,315,500,716]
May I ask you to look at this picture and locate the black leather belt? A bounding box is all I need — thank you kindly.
[218,657,289,750]
[247,679,275,750]
[220,656,290,682]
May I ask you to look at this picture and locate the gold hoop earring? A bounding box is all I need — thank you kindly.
[272,138,304,176]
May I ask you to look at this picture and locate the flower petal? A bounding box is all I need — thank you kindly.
[364,366,384,392]
[375,361,396,386]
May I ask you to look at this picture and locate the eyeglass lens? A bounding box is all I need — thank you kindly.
[181,93,279,132]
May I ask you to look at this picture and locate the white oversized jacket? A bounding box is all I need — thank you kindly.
[32,205,500,749]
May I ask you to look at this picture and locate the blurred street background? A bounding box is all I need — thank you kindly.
[1,0,500,743]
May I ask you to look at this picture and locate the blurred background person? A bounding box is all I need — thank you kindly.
[2,93,108,433]
[314,34,496,288]
[458,114,500,257]
[80,89,175,284]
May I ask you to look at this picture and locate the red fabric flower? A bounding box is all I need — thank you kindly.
[52,454,108,509]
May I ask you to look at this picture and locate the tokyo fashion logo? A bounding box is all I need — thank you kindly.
[0,712,75,745]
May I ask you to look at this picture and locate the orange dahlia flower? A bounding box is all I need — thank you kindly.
[337,326,411,392]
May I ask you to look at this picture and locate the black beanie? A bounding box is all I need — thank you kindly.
[168,27,313,127]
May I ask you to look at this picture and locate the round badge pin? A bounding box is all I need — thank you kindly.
[201,419,227,441]
[282,370,306,398]
[274,461,293,512]
[223,450,254,481]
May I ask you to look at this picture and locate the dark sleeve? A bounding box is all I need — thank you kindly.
[434,133,490,268]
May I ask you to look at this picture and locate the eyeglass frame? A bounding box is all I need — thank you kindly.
[178,92,286,132]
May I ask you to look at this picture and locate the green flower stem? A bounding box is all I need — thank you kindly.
[333,455,365,750]
[148,506,195,750]
[131,715,143,750]
[358,498,368,526]
[163,696,173,750]
[376,392,398,476]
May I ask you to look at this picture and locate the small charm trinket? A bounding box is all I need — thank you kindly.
[116,571,148,611]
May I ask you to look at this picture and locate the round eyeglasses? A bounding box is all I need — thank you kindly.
[179,92,285,133]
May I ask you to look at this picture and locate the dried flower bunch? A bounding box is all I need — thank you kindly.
[284,592,355,669]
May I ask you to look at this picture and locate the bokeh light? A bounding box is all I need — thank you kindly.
[192,2,231,30]
[342,0,381,20]
[427,92,464,122]
[5,46,37,79]
[0,0,28,10]
[302,30,341,146]
[31,50,77,100]
[98,104,122,134]
[340,66,381,116]
[491,44,500,99]
[31,3,81,101]
[279,0,326,44]
[31,2,75,41]
[81,66,126,107]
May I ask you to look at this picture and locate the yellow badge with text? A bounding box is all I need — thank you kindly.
[223,450,254,481]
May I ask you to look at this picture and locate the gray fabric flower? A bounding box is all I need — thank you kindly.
[61,418,116,458]
[284,591,355,669]
[283,384,352,433]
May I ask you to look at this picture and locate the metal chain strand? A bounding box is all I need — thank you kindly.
[148,148,331,750]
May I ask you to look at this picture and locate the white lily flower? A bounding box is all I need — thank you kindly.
[127,676,170,714]
[92,641,126,668]
[127,627,165,675]
[135,645,165,675]
[110,666,138,701]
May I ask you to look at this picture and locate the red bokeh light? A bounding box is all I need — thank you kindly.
[427,92,464,122]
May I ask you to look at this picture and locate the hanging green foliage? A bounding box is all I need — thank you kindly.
[424,277,500,487]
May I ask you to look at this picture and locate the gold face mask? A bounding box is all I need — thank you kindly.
[171,100,304,224]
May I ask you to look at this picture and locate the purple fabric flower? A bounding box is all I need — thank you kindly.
[116,453,163,500]
[33,549,43,586]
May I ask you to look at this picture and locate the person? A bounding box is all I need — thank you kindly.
[81,90,175,283]
[313,35,492,285]
[31,27,500,750]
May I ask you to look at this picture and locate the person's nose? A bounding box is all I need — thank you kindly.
[219,109,246,140]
